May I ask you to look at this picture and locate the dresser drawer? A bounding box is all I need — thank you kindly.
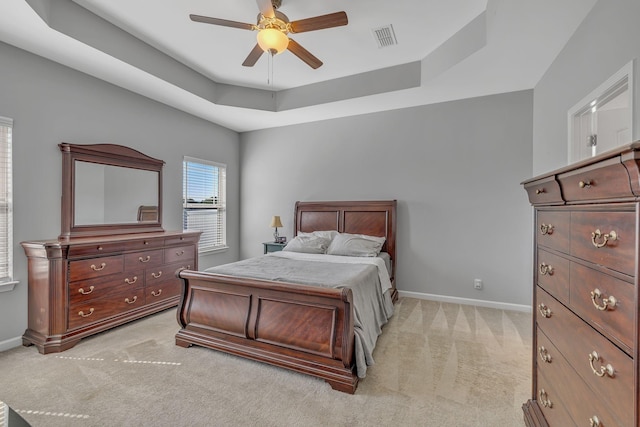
[537,328,626,427]
[124,249,164,270]
[68,287,145,330]
[123,238,164,251]
[145,279,181,304]
[535,369,575,427]
[570,211,635,276]
[537,249,569,304]
[536,210,570,253]
[524,175,564,206]
[69,269,143,306]
[68,255,124,281]
[145,262,190,286]
[165,245,195,264]
[67,242,126,258]
[558,157,633,202]
[570,262,634,352]
[165,234,194,246]
[536,287,633,424]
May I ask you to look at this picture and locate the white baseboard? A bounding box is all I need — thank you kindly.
[398,290,532,313]
[0,336,23,353]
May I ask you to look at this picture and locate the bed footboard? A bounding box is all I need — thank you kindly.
[175,269,358,393]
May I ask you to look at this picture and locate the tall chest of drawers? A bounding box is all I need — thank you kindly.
[522,142,640,427]
[21,230,200,354]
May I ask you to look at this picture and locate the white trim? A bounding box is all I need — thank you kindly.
[0,280,18,293]
[568,60,634,163]
[183,156,226,169]
[0,335,22,352]
[199,245,229,255]
[398,290,532,313]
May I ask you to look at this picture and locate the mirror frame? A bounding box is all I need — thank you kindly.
[59,143,164,240]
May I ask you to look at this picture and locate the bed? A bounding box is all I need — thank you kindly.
[175,200,397,393]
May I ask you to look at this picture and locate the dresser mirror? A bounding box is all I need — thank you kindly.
[59,143,164,239]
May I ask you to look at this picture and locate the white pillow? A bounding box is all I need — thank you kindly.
[282,234,331,254]
[326,233,386,257]
[297,230,338,242]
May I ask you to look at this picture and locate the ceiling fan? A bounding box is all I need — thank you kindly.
[189,0,348,69]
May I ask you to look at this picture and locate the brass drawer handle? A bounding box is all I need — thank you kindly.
[538,389,552,408]
[90,262,106,271]
[535,188,545,194]
[588,351,615,378]
[590,288,617,311]
[591,229,617,248]
[152,271,162,279]
[539,223,554,235]
[124,276,138,285]
[138,256,151,263]
[79,308,94,318]
[589,415,602,427]
[579,180,592,188]
[538,303,551,318]
[538,346,551,363]
[151,289,162,297]
[538,263,553,276]
[175,250,185,256]
[125,296,138,304]
[78,285,95,295]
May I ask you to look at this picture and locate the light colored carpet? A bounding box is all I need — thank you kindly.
[0,297,531,426]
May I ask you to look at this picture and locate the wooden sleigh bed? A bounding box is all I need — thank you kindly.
[175,200,397,393]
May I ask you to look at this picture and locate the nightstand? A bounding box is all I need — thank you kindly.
[263,241,286,254]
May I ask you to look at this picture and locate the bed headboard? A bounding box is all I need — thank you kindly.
[294,200,397,283]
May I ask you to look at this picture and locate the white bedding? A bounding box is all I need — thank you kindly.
[268,251,393,294]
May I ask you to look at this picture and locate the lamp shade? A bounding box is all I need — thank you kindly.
[257,28,289,55]
[270,215,283,228]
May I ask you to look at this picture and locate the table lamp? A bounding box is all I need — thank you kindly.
[270,215,283,242]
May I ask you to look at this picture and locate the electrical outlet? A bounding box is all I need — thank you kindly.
[474,279,483,290]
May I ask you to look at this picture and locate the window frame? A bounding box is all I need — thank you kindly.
[182,156,228,253]
[0,116,17,292]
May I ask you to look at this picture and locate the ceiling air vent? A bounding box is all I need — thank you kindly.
[371,25,397,48]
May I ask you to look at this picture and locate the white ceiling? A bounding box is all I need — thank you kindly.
[0,0,597,132]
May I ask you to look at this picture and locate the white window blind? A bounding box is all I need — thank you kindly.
[183,157,227,252]
[0,117,15,289]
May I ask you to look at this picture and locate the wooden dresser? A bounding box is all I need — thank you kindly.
[22,231,200,354]
[22,142,202,354]
[522,142,640,426]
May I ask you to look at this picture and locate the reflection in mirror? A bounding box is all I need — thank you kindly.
[568,61,634,163]
[75,161,159,225]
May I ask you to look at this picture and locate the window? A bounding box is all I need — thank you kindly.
[0,117,16,292]
[183,157,227,252]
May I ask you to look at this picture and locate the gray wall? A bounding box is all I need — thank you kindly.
[0,41,240,347]
[533,0,640,175]
[240,90,534,307]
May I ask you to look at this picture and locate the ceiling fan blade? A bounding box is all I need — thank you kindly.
[287,38,322,69]
[190,14,254,31]
[242,44,265,67]
[290,12,348,33]
[255,0,276,18]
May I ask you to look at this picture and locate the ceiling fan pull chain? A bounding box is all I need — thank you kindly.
[268,52,274,86]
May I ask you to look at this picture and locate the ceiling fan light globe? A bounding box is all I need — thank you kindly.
[257,28,289,54]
